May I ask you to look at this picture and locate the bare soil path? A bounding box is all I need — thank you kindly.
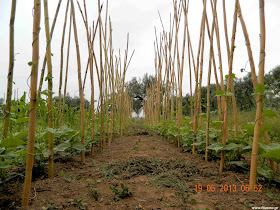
[1,126,280,209]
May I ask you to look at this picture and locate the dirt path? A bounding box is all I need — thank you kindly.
[1,126,280,209]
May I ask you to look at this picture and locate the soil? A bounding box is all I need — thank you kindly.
[1,126,280,210]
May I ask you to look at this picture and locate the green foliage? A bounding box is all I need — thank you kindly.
[110,183,132,201]
[260,149,280,164]
[68,195,86,210]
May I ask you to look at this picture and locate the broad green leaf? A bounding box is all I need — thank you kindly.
[0,161,14,169]
[14,131,28,138]
[263,110,278,119]
[188,98,195,102]
[207,143,224,152]
[210,121,223,127]
[257,165,273,179]
[225,92,234,97]
[201,113,207,119]
[261,143,280,153]
[223,143,240,151]
[0,137,25,148]
[225,73,236,81]
[264,91,275,96]
[54,142,71,152]
[260,124,271,133]
[241,145,252,152]
[46,128,58,134]
[260,149,280,164]
[192,142,205,147]
[228,161,246,167]
[215,90,225,96]
[72,143,85,151]
[0,152,19,159]
[244,123,254,136]
[255,84,269,93]
[15,117,29,124]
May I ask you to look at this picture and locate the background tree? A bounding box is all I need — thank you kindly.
[127,73,155,115]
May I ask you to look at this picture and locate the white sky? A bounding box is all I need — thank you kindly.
[0,0,280,101]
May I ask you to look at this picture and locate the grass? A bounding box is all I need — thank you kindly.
[227,110,280,142]
[209,110,280,143]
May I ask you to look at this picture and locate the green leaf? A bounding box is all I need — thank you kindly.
[14,131,28,138]
[228,161,246,167]
[0,152,19,159]
[223,143,239,151]
[210,121,223,127]
[263,110,278,119]
[207,143,224,152]
[255,84,269,93]
[201,113,207,119]
[192,142,205,147]
[28,61,33,66]
[46,128,58,134]
[72,143,85,151]
[215,90,225,96]
[257,165,273,179]
[244,123,254,136]
[225,92,234,97]
[0,161,14,169]
[260,149,280,164]
[40,90,49,96]
[0,137,25,148]
[188,98,195,102]
[263,91,275,96]
[54,142,71,152]
[15,117,29,124]
[260,124,271,133]
[45,75,54,81]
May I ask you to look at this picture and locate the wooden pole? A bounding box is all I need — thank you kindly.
[22,0,41,206]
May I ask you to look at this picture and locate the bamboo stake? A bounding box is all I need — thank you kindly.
[37,0,62,99]
[249,0,266,191]
[237,0,275,172]
[57,0,70,127]
[62,12,72,124]
[3,0,17,139]
[1,0,17,176]
[43,0,54,179]
[193,0,206,154]
[22,0,41,206]
[220,0,238,173]
[71,0,85,163]
[98,0,106,149]
[222,0,239,139]
[206,0,217,161]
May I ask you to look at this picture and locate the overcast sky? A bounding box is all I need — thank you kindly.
[0,0,280,101]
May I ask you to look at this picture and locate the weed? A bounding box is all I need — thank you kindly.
[60,171,78,183]
[68,195,86,209]
[152,142,157,150]
[92,160,98,167]
[175,191,196,204]
[89,189,99,201]
[267,190,280,201]
[110,183,132,201]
